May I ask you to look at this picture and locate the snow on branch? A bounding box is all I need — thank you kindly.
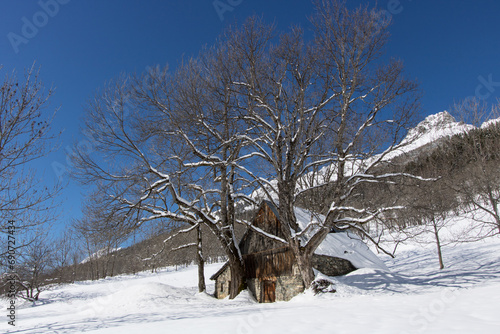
[331,206,405,226]
[162,223,200,244]
[171,243,198,252]
[343,222,396,258]
[347,172,438,185]
[240,219,289,245]
[143,223,201,261]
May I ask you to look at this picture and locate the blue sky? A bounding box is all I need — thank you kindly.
[1,0,500,231]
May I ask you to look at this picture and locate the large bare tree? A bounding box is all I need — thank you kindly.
[230,1,422,286]
[73,0,423,295]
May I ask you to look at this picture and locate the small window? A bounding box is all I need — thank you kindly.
[220,283,224,293]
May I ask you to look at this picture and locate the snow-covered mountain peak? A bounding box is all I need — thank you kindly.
[408,111,470,139]
[420,110,455,126]
[396,111,475,157]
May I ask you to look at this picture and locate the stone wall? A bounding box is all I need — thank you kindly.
[247,264,305,302]
[275,275,305,301]
[214,265,231,299]
[312,254,356,277]
[246,278,260,301]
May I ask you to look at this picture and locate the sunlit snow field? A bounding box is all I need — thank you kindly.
[2,219,500,334]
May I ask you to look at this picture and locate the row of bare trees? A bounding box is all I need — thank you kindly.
[0,64,62,301]
[0,64,127,299]
[0,64,60,250]
[0,227,78,301]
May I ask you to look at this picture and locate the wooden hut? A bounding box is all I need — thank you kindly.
[212,201,376,303]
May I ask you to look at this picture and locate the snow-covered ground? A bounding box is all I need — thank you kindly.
[2,222,500,334]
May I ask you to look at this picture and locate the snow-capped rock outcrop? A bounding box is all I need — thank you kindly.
[390,111,500,160]
[394,111,475,158]
[481,116,500,129]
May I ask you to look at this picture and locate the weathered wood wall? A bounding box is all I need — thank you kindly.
[243,247,294,279]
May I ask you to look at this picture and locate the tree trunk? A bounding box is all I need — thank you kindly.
[228,257,245,299]
[433,219,444,270]
[295,250,315,288]
[110,255,116,277]
[294,227,330,288]
[486,186,500,234]
[102,259,107,279]
[197,225,206,293]
[204,219,245,299]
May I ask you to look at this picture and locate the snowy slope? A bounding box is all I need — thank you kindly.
[315,232,389,271]
[3,216,499,334]
[294,206,388,271]
[80,248,122,264]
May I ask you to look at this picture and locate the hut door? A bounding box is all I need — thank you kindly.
[261,280,276,303]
